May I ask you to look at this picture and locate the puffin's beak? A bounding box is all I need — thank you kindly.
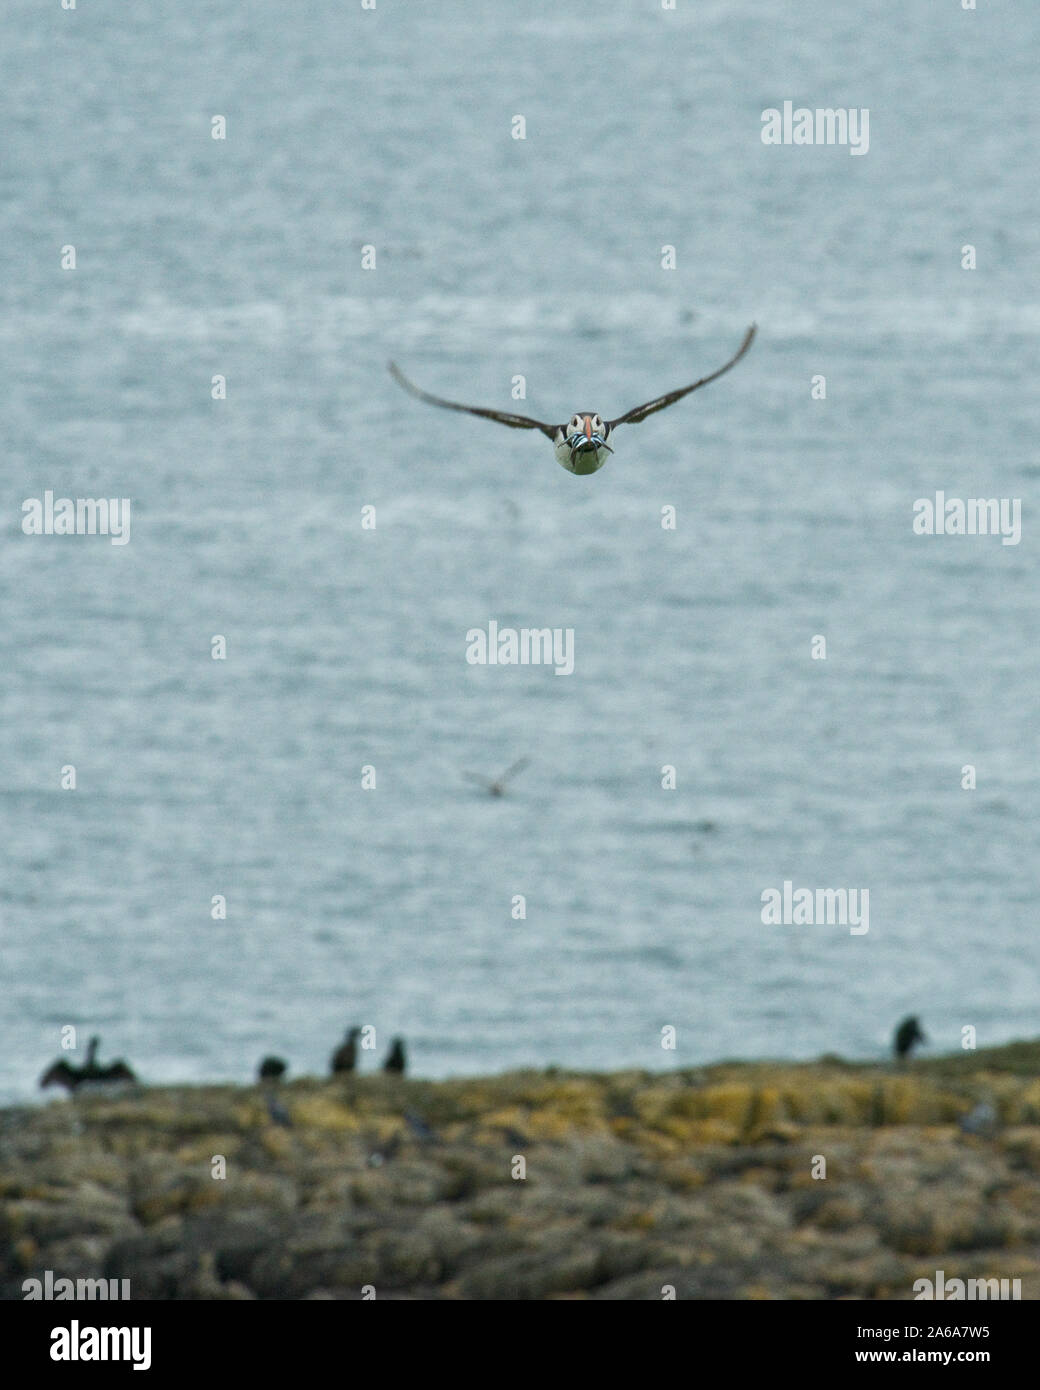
[584,417,593,441]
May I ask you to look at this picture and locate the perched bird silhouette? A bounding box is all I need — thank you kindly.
[330,1026,362,1075]
[463,758,530,798]
[257,1056,287,1082]
[383,1037,407,1075]
[389,325,756,476]
[893,1016,926,1060]
[39,1036,136,1092]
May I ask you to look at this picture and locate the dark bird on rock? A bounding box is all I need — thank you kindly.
[331,1026,362,1075]
[893,1015,926,1060]
[383,1037,407,1075]
[463,757,530,798]
[257,1056,287,1082]
[39,1036,136,1092]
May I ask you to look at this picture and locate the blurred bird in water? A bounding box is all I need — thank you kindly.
[383,1038,407,1075]
[331,1026,362,1074]
[893,1016,926,1060]
[463,757,530,798]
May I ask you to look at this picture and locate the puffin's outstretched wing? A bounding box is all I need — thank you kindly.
[389,363,559,440]
[498,757,530,784]
[607,324,756,430]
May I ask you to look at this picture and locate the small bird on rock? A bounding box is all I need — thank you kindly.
[893,1015,926,1060]
[383,1037,407,1075]
[331,1026,362,1075]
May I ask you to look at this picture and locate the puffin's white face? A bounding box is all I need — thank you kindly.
[555,413,612,475]
[569,412,604,438]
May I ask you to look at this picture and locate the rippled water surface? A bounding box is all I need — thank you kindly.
[1,0,1038,1102]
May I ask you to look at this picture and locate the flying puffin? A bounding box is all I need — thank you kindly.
[388,324,756,475]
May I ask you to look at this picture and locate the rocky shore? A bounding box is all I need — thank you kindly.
[3,1042,1040,1300]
